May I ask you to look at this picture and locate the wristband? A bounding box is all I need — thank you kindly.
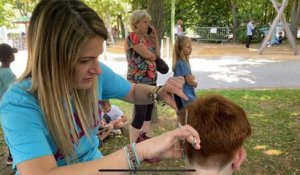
[149,85,163,103]
[124,144,141,171]
[131,143,141,167]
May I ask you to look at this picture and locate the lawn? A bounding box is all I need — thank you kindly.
[101,89,300,175]
[1,89,299,175]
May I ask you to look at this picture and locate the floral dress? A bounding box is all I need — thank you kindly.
[126,32,157,85]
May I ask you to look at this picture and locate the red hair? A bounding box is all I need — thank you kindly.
[179,94,251,169]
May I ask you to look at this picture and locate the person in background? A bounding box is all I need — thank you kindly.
[112,25,118,39]
[172,36,197,107]
[178,94,251,175]
[245,19,255,48]
[0,43,17,166]
[97,99,127,144]
[0,1,200,174]
[101,99,127,134]
[97,120,114,144]
[175,19,185,37]
[125,9,161,147]
[267,31,284,47]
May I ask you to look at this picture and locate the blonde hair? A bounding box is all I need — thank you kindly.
[172,36,192,70]
[129,9,151,31]
[20,0,108,163]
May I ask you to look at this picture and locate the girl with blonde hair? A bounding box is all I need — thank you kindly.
[172,36,197,106]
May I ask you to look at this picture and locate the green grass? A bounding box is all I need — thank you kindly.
[197,90,300,175]
[1,89,299,174]
[103,89,300,175]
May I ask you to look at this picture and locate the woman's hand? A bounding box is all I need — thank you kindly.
[158,76,188,109]
[148,25,157,38]
[136,125,201,160]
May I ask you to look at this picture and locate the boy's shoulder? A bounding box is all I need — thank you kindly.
[0,67,14,74]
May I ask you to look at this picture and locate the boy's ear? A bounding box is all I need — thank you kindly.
[232,147,246,171]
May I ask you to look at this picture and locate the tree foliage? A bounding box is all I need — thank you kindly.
[1,0,299,42]
[0,0,16,27]
[0,0,38,27]
[11,0,37,16]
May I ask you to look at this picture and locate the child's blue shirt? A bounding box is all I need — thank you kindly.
[173,59,196,106]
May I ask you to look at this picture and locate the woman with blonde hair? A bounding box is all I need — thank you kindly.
[0,1,200,175]
[125,9,161,146]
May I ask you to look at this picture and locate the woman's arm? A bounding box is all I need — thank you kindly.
[127,30,158,62]
[17,149,130,175]
[17,125,200,175]
[13,124,126,175]
[122,77,188,109]
[131,43,156,61]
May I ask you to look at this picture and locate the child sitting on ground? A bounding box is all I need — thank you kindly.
[101,99,127,134]
[178,94,251,175]
[98,120,114,143]
[98,100,127,144]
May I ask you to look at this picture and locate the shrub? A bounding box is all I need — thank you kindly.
[237,24,266,43]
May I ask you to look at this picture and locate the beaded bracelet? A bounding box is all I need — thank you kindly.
[149,85,163,103]
[124,143,141,171]
[123,146,133,170]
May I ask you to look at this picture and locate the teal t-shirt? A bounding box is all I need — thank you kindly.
[0,67,16,100]
[0,62,131,172]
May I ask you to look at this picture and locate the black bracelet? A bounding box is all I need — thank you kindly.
[149,86,163,103]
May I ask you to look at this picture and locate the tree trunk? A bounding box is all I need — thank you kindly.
[147,0,164,42]
[228,0,238,42]
[147,0,164,123]
[105,15,115,45]
[117,14,126,39]
[290,0,300,40]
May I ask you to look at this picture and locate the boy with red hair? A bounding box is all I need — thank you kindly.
[179,94,251,174]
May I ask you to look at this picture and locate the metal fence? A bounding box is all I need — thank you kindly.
[194,27,230,43]
[11,36,26,51]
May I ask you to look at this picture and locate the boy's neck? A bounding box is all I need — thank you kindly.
[186,161,233,175]
[187,169,231,175]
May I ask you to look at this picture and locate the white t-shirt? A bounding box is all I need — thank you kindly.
[247,22,254,36]
[102,105,123,121]
[175,24,184,36]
